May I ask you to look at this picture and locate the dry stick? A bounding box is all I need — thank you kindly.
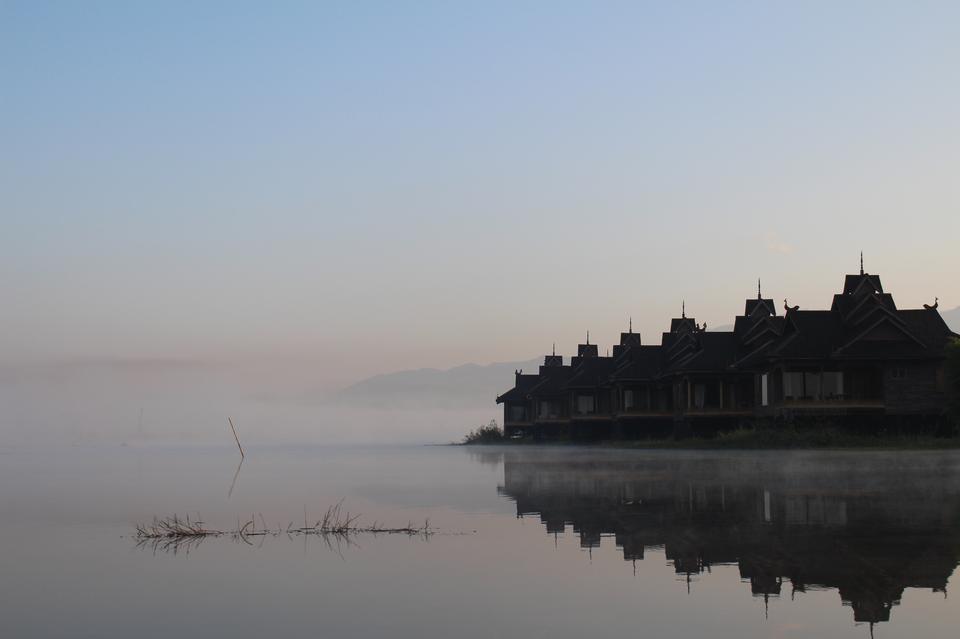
[227,458,243,499]
[227,417,245,459]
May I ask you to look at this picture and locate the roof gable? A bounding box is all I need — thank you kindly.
[609,345,663,381]
[842,292,899,326]
[496,374,540,403]
[745,298,776,318]
[842,273,884,296]
[741,315,783,346]
[565,357,617,389]
[835,315,926,354]
[669,317,697,334]
[666,332,738,372]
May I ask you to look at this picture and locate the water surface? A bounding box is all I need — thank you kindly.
[1,444,957,638]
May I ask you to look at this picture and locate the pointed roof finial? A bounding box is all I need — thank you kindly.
[552,342,556,356]
[629,316,633,333]
[860,251,864,275]
[586,330,590,345]
[682,300,686,319]
[758,278,762,299]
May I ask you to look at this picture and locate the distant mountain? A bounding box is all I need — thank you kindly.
[331,358,541,410]
[943,306,960,333]
[333,306,960,412]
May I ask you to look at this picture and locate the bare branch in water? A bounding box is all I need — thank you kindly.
[134,502,437,553]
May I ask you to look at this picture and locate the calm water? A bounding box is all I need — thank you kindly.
[1,444,958,638]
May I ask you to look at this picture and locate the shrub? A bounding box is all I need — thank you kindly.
[463,419,504,444]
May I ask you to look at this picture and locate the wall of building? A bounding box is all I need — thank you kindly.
[884,362,946,415]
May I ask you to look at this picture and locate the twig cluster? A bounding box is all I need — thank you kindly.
[134,500,434,554]
[136,513,220,539]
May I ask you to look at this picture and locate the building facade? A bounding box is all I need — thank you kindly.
[496,268,958,439]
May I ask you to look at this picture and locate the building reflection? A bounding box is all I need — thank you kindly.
[495,450,960,624]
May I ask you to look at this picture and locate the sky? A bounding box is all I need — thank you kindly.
[3,1,959,390]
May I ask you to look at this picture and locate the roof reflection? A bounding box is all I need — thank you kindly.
[493,449,960,624]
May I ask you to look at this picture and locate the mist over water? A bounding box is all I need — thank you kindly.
[0,361,496,445]
[1,443,958,638]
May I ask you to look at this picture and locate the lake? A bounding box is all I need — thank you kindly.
[1,444,958,638]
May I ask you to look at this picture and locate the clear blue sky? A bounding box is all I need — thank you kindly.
[3,1,958,386]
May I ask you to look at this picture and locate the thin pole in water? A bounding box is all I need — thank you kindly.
[228,417,245,459]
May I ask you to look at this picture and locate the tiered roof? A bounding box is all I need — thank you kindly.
[497,267,957,405]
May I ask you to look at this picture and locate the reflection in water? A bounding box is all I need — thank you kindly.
[493,449,960,626]
[227,457,243,499]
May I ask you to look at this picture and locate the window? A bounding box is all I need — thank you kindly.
[539,400,560,419]
[576,394,595,415]
[784,371,843,401]
[783,372,804,400]
[624,390,635,410]
[509,405,527,422]
[804,372,822,400]
[822,372,844,400]
[761,374,769,406]
[891,367,907,379]
[694,384,706,409]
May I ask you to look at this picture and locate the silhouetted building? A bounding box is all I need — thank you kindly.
[497,265,957,438]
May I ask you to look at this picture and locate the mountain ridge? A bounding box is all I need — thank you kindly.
[331,357,541,410]
[942,305,959,332]
[332,306,959,411]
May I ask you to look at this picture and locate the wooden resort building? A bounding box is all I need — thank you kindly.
[496,264,957,439]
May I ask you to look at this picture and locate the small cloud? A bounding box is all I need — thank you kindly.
[764,231,794,255]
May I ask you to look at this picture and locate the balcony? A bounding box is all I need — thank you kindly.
[615,408,674,418]
[683,407,754,417]
[779,397,885,411]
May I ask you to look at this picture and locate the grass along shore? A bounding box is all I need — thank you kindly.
[461,421,960,450]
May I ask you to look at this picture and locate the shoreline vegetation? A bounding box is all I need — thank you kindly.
[461,420,960,450]
[461,420,507,444]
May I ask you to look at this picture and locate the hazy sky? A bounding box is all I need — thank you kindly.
[3,1,959,388]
